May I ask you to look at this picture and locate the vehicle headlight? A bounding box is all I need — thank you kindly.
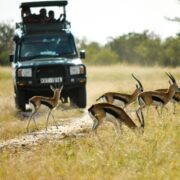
[70,65,85,75]
[17,68,32,77]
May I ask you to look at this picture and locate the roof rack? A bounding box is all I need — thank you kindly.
[20,1,68,8]
[19,0,70,33]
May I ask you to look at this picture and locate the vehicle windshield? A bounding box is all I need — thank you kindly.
[19,34,77,61]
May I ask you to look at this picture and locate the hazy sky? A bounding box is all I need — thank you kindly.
[0,0,180,44]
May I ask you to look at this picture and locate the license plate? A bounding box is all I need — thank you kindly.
[40,77,62,84]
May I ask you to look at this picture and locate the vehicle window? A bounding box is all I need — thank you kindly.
[20,35,77,61]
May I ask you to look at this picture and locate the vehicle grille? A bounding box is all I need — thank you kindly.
[36,65,67,78]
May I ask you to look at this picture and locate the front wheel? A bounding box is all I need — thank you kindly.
[15,87,26,111]
[70,86,87,108]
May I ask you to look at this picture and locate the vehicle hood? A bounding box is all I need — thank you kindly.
[17,57,83,68]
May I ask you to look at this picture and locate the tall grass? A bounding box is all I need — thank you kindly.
[0,65,180,179]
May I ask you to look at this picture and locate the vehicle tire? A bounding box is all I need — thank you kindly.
[15,87,26,111]
[70,86,87,108]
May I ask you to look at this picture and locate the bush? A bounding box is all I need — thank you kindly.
[91,48,119,65]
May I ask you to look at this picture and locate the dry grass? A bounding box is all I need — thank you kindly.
[0,64,180,179]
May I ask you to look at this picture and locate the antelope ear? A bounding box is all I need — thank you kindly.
[50,85,55,91]
[136,84,138,89]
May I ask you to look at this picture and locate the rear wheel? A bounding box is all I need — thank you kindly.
[70,86,86,108]
[15,87,26,111]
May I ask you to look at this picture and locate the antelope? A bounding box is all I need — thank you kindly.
[96,74,143,109]
[155,88,180,114]
[88,102,144,136]
[136,73,179,123]
[26,84,63,132]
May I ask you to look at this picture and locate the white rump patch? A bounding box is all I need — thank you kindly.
[29,102,35,113]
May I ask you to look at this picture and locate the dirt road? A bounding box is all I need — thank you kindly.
[0,113,92,150]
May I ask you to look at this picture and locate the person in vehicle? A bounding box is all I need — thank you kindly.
[22,7,40,23]
[22,7,33,23]
[39,8,48,23]
[48,10,56,22]
[22,7,31,17]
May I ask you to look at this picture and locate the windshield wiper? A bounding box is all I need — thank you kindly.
[59,52,76,56]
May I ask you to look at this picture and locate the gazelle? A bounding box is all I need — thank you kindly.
[26,84,63,132]
[96,74,143,109]
[88,102,144,136]
[155,88,180,114]
[136,73,179,123]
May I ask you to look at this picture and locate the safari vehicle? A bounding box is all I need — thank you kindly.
[10,0,87,111]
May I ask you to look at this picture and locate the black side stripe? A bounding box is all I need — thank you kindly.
[152,96,165,104]
[113,95,128,104]
[41,100,53,109]
[103,107,119,118]
[173,96,180,102]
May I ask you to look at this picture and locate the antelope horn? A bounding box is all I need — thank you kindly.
[132,74,143,89]
[60,84,64,91]
[166,72,175,83]
[169,73,176,83]
[166,72,172,81]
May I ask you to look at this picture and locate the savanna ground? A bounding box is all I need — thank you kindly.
[0,64,180,179]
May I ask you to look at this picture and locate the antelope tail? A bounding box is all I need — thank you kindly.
[29,100,36,113]
[96,95,104,101]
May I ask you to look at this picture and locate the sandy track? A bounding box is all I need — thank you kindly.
[0,113,92,150]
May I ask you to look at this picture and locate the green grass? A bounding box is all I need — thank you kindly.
[0,64,180,179]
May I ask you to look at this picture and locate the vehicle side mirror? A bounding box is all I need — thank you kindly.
[80,50,85,59]
[9,54,14,62]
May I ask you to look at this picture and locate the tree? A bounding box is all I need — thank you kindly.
[77,39,119,65]
[161,37,180,67]
[0,21,14,66]
[106,31,162,65]
[77,31,180,66]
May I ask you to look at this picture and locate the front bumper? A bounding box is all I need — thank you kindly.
[16,76,86,90]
